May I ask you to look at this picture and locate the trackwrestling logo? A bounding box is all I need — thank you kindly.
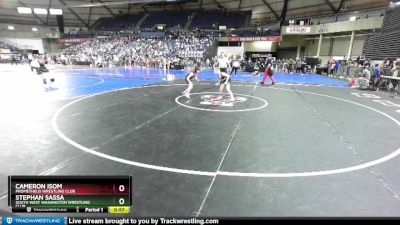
[200,95,247,107]
[1,217,64,225]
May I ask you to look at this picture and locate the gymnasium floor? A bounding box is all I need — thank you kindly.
[1,64,400,217]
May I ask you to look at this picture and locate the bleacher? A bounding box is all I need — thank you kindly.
[94,14,144,31]
[0,41,21,53]
[363,5,400,59]
[141,12,190,28]
[92,10,251,31]
[381,7,400,32]
[190,10,251,29]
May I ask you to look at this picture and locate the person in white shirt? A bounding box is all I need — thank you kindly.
[350,67,371,89]
[30,58,40,73]
[218,54,230,73]
[230,59,241,75]
[205,58,210,67]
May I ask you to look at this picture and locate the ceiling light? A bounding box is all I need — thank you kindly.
[17,7,32,14]
[8,26,15,30]
[33,8,47,15]
[32,27,38,32]
[49,8,63,15]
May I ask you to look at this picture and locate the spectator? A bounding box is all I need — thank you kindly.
[61,31,214,69]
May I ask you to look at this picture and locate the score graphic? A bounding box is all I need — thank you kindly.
[8,176,132,213]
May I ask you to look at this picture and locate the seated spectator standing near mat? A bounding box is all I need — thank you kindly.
[330,61,336,76]
[182,66,201,99]
[11,54,18,65]
[251,61,262,76]
[390,63,399,93]
[361,66,372,90]
[260,54,276,85]
[372,64,381,91]
[334,60,340,75]
[348,66,371,90]
[295,60,302,73]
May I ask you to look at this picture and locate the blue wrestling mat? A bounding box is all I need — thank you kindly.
[46,67,348,99]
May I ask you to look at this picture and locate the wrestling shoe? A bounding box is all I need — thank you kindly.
[185,92,190,99]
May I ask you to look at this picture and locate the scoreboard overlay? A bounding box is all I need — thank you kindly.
[8,176,132,213]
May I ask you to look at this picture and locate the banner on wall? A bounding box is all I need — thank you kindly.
[245,52,275,59]
[285,26,312,34]
[318,24,329,34]
[65,27,88,34]
[228,36,282,42]
[47,32,60,39]
[58,38,89,44]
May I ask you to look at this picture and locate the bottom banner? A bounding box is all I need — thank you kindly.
[67,218,220,225]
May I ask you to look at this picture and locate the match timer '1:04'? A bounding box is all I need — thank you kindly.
[8,176,132,213]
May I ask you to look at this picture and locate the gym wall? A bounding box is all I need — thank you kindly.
[303,35,366,64]
[217,45,244,57]
[243,41,278,52]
